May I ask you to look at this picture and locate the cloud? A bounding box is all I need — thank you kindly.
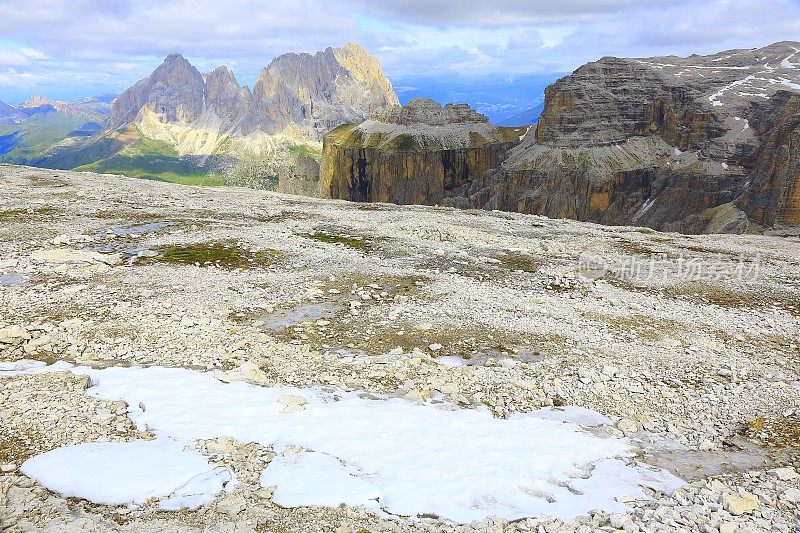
[0,0,797,102]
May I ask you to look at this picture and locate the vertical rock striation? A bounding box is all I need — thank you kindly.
[321,98,527,205]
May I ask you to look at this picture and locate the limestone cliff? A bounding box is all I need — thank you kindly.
[321,98,527,204]
[322,41,800,233]
[497,41,800,232]
[740,90,800,225]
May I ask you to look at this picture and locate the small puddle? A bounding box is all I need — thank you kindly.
[641,436,776,481]
[90,221,174,260]
[0,273,27,286]
[257,301,342,332]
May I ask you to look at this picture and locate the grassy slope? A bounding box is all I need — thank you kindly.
[0,114,77,161]
[74,130,222,186]
[3,114,321,188]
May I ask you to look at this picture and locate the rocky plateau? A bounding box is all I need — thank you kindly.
[0,163,798,532]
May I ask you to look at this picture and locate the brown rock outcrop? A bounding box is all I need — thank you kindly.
[740,91,800,225]
[321,99,527,204]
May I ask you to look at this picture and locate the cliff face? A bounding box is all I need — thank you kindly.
[323,41,800,233]
[740,91,800,225]
[321,99,526,204]
[499,41,800,232]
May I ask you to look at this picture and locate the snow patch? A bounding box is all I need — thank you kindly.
[4,362,684,522]
[780,50,798,69]
[708,75,756,106]
[261,451,381,509]
[20,440,234,509]
[777,77,800,91]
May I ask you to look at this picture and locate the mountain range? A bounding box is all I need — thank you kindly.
[323,41,800,233]
[392,73,557,125]
[0,95,112,162]
[2,40,799,233]
[1,43,399,189]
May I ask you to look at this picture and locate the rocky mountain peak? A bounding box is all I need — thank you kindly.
[532,41,800,149]
[149,53,204,92]
[244,42,398,137]
[204,65,250,120]
[107,53,207,130]
[105,43,398,148]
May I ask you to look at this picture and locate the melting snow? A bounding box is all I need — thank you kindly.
[777,77,800,90]
[21,440,234,509]
[709,75,756,106]
[780,50,799,69]
[3,362,684,523]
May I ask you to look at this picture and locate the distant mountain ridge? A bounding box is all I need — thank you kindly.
[0,94,111,160]
[393,73,559,123]
[496,103,545,126]
[0,43,399,189]
[0,99,27,124]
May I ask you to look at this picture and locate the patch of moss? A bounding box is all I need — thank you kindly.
[0,431,41,464]
[585,312,682,342]
[27,175,69,187]
[289,144,321,159]
[307,231,369,251]
[391,133,419,151]
[498,251,544,273]
[0,204,62,221]
[149,240,280,269]
[613,238,659,257]
[325,123,360,145]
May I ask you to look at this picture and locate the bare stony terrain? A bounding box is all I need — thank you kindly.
[0,163,799,532]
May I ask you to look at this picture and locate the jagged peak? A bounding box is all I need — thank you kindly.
[337,42,369,56]
[163,52,188,63]
[205,65,239,86]
[153,53,198,76]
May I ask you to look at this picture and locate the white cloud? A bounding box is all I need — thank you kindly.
[0,0,798,102]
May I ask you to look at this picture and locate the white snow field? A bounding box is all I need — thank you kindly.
[4,361,684,523]
[20,440,235,509]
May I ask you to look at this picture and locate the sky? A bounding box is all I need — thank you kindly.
[0,0,799,103]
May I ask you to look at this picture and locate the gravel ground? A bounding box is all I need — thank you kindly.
[0,164,798,532]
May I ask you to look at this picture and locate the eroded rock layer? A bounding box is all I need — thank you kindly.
[323,42,800,233]
[321,98,528,204]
